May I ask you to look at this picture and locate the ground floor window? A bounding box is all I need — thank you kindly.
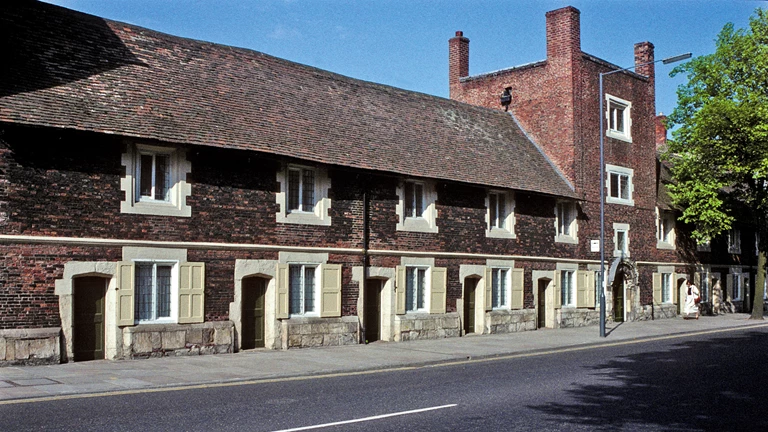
[492,268,509,308]
[136,262,174,322]
[661,273,673,303]
[406,267,427,312]
[290,264,317,315]
[561,270,575,307]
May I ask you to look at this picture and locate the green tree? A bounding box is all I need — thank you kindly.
[664,8,768,319]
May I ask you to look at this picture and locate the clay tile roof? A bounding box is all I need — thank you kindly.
[0,2,575,198]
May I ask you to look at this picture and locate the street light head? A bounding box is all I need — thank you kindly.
[662,52,692,65]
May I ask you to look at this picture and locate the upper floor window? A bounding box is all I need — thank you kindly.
[396,179,438,233]
[486,191,516,239]
[605,164,634,206]
[605,94,632,142]
[491,268,509,309]
[121,143,192,217]
[555,201,578,244]
[656,208,676,249]
[728,229,741,254]
[697,237,711,252]
[613,223,630,257]
[276,164,331,226]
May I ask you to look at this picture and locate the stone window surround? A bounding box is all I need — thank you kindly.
[396,179,438,233]
[276,163,332,226]
[485,190,516,239]
[124,247,188,326]
[657,265,676,304]
[554,201,578,244]
[605,93,632,143]
[487,259,516,310]
[120,142,192,217]
[605,164,635,206]
[730,266,744,301]
[613,223,630,257]
[656,207,676,250]
[399,256,435,314]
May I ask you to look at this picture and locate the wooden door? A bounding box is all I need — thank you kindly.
[242,277,266,349]
[538,279,547,329]
[613,280,625,322]
[363,280,382,343]
[74,277,106,361]
[463,278,477,334]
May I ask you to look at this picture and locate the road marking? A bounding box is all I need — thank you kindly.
[269,404,457,432]
[1,322,766,406]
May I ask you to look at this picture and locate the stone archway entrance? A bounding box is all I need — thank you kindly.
[608,259,638,323]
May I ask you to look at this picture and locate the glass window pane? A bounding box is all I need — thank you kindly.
[302,169,315,211]
[492,269,500,308]
[416,268,425,310]
[289,265,302,314]
[139,154,153,198]
[288,169,300,211]
[498,194,506,227]
[155,154,170,201]
[304,266,315,313]
[414,184,424,217]
[406,268,415,311]
[620,175,630,200]
[136,264,154,321]
[405,182,414,218]
[156,265,172,318]
[610,173,619,198]
[489,194,498,228]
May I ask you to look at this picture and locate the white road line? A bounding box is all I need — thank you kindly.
[270,404,458,432]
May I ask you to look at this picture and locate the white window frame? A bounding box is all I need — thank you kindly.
[405,266,430,312]
[276,164,332,226]
[605,94,632,142]
[561,269,576,307]
[555,201,578,244]
[396,179,438,233]
[656,208,676,249]
[132,260,179,324]
[661,272,673,304]
[486,190,516,239]
[605,164,634,206]
[699,270,711,303]
[731,269,743,301]
[613,223,630,257]
[120,143,192,217]
[728,229,741,254]
[288,263,320,317]
[491,267,511,309]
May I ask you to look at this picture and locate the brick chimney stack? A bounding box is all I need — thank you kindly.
[546,6,581,63]
[634,41,655,90]
[449,31,469,99]
[655,113,668,149]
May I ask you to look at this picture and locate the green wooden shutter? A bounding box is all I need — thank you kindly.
[178,262,205,324]
[430,267,447,314]
[276,263,289,319]
[116,261,135,326]
[395,266,406,315]
[320,264,342,317]
[652,272,661,304]
[510,268,524,310]
[484,267,493,311]
[554,270,562,309]
[576,270,590,308]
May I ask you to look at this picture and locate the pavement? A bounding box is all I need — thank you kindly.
[1,313,766,403]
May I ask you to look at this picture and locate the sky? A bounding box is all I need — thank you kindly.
[46,0,764,120]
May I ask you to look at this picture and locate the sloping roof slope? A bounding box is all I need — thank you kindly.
[0,2,574,198]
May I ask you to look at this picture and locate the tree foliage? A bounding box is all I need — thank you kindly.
[664,8,768,318]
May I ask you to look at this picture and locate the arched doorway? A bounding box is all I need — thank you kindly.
[241,276,268,349]
[610,260,638,323]
[73,276,108,361]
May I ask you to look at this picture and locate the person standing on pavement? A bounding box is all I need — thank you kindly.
[684,279,700,320]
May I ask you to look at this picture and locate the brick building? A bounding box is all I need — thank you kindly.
[0,2,757,366]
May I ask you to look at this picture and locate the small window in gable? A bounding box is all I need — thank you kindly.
[613,223,630,257]
[606,94,632,142]
[605,164,634,206]
[486,191,516,239]
[121,143,192,217]
[656,208,675,249]
[276,164,332,226]
[396,179,438,233]
[555,201,578,244]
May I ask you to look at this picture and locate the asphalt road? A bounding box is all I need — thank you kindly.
[4,326,768,431]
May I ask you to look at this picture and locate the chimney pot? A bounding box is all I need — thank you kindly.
[456,31,463,37]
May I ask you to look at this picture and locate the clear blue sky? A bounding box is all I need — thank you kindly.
[47,0,763,119]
